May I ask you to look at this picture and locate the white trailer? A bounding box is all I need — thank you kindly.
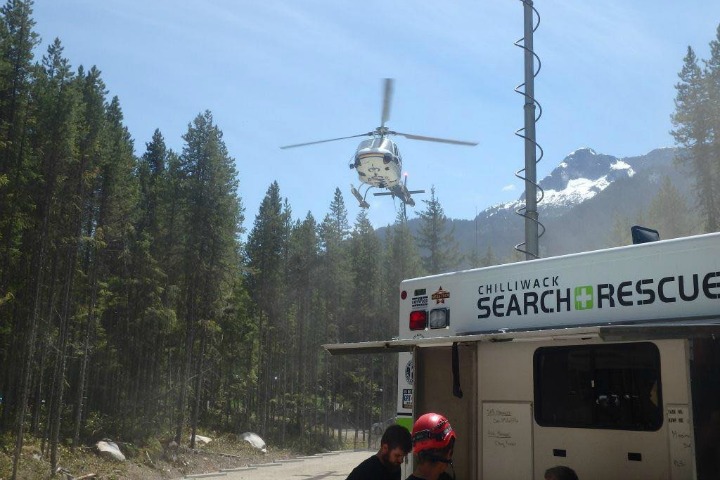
[325,232,720,479]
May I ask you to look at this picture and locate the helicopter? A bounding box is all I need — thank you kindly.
[280,79,478,209]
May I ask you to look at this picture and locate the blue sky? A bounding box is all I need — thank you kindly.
[31,1,720,231]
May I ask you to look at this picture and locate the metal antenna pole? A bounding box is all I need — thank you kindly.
[523,0,539,260]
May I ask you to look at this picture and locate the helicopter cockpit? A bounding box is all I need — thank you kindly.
[351,137,403,189]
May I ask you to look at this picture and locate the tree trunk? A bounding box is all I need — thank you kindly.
[72,269,97,449]
[174,297,195,445]
[11,214,50,480]
[190,325,206,449]
[49,259,77,475]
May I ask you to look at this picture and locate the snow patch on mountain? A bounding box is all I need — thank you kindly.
[541,158,635,207]
[611,159,633,173]
[489,148,637,216]
[542,176,611,205]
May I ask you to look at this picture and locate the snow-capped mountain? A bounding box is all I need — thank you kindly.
[435,146,694,259]
[510,148,637,214]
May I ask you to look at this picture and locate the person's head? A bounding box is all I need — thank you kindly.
[377,424,412,470]
[411,412,456,467]
[544,465,579,480]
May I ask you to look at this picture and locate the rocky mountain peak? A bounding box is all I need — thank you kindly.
[539,148,635,193]
[514,148,635,210]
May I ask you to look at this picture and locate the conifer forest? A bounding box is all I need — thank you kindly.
[1,1,719,478]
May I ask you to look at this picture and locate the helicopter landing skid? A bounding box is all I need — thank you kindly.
[350,185,370,209]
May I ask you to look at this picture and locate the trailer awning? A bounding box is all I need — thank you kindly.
[323,320,720,355]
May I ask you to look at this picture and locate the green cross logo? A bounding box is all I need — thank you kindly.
[574,285,594,310]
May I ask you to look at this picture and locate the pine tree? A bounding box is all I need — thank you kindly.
[11,36,81,478]
[0,3,39,447]
[286,212,321,436]
[115,128,176,440]
[0,0,39,297]
[671,46,718,231]
[416,186,462,274]
[318,188,351,440]
[244,181,288,433]
[137,129,168,236]
[704,24,720,231]
[382,211,423,328]
[174,111,242,446]
[647,176,695,239]
[348,210,386,441]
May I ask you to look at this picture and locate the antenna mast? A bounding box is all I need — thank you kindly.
[514,0,544,260]
[522,0,538,259]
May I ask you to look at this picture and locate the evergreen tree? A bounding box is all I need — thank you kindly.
[244,181,288,433]
[704,24,720,231]
[286,212,322,437]
[347,209,381,341]
[137,129,168,237]
[62,93,137,468]
[647,176,695,239]
[0,4,39,448]
[415,186,461,274]
[317,188,351,440]
[0,0,39,296]
[608,210,647,247]
[382,211,423,330]
[481,245,497,267]
[112,128,176,440]
[671,46,718,231]
[347,210,387,441]
[318,188,351,341]
[173,111,242,446]
[11,36,81,478]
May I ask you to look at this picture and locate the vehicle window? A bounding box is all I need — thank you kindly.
[534,342,662,431]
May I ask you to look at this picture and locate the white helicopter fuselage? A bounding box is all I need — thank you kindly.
[352,137,402,188]
[282,79,476,209]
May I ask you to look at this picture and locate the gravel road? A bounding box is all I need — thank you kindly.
[184,449,374,480]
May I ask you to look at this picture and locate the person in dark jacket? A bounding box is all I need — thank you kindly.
[346,424,412,480]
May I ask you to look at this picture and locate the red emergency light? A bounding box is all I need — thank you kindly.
[409,310,427,330]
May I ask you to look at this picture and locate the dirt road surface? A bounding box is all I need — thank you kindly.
[183,449,373,480]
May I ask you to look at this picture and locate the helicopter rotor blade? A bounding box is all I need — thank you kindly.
[380,78,394,128]
[280,132,373,149]
[393,131,478,146]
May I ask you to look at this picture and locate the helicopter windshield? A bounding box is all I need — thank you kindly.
[357,137,394,151]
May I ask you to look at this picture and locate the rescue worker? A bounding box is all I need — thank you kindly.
[346,423,412,480]
[406,412,456,480]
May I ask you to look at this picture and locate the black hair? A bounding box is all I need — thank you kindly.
[381,424,412,453]
[544,465,579,480]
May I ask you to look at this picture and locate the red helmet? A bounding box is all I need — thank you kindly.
[411,412,456,454]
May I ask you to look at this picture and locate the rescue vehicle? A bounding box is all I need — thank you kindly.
[325,232,720,479]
